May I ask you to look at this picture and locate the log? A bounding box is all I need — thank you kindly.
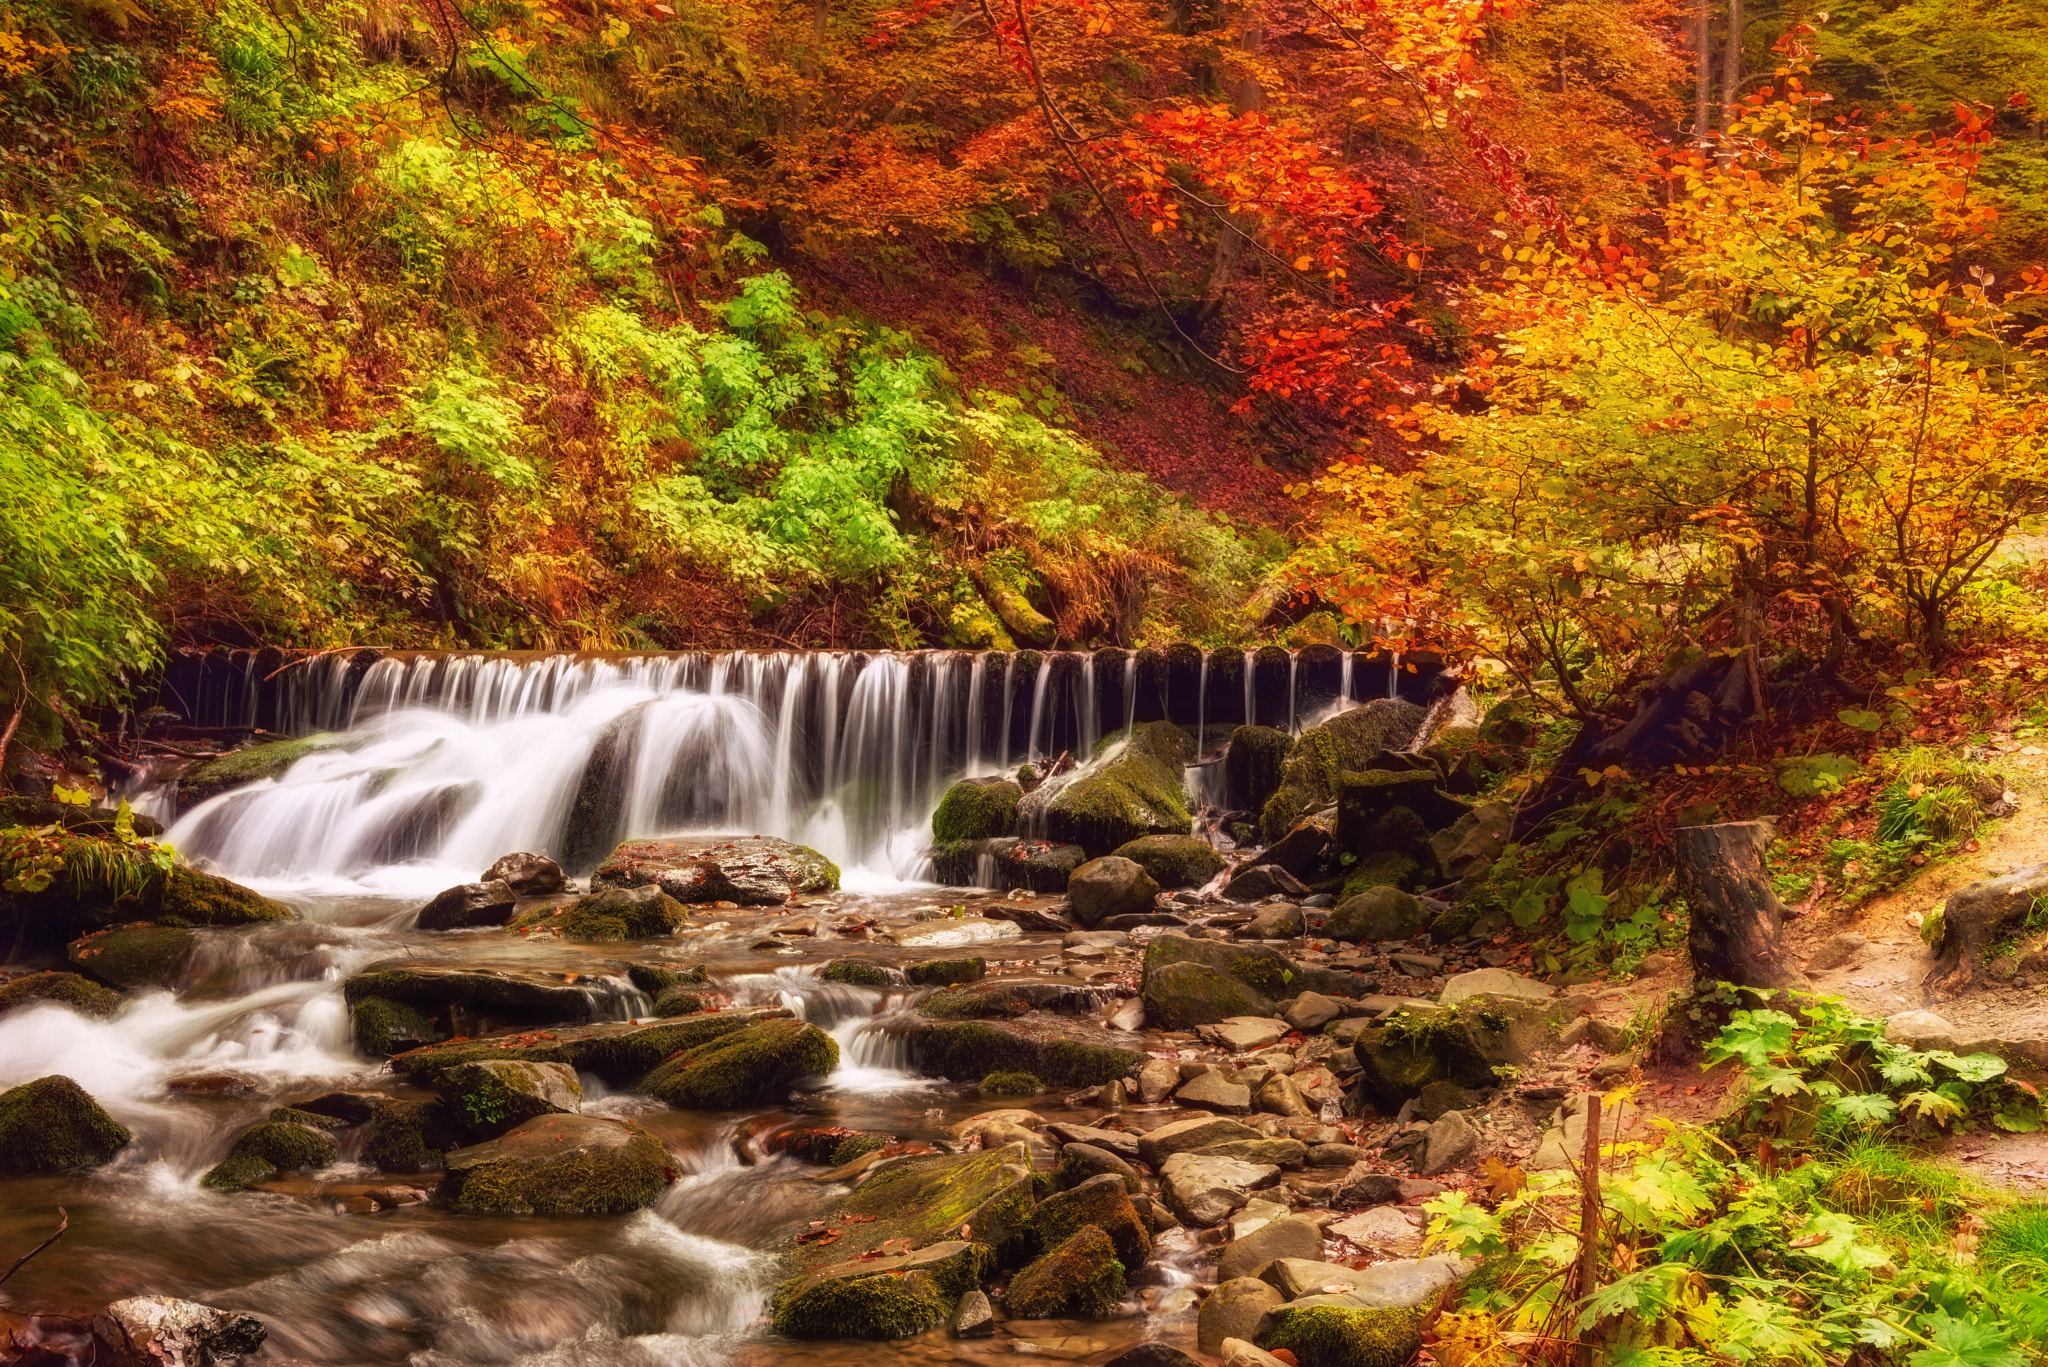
[1922,867,2048,999]
[1676,821,1806,990]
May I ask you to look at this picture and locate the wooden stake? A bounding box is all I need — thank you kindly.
[1574,1093,1602,1367]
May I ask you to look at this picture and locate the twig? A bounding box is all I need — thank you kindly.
[1573,1092,1602,1367]
[261,646,389,682]
[0,1208,68,1289]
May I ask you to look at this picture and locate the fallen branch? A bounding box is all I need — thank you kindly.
[0,1208,68,1289]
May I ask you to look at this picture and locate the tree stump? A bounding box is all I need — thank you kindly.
[1922,867,2048,999]
[1677,821,1806,990]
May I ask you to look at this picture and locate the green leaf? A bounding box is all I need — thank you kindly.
[1838,708,1885,731]
[1830,1091,1898,1125]
[1906,1311,2025,1367]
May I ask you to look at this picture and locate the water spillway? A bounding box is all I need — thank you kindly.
[153,646,1441,894]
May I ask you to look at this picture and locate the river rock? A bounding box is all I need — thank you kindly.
[1199,1017,1291,1052]
[1143,934,1373,1006]
[440,1060,583,1137]
[1067,856,1162,929]
[820,956,900,987]
[1138,1114,1305,1167]
[934,777,1024,843]
[484,851,567,894]
[906,956,986,987]
[1019,721,1195,856]
[0,1075,131,1174]
[635,1017,837,1108]
[1221,864,1311,904]
[440,1114,672,1214]
[1145,962,1274,1029]
[1199,1278,1286,1356]
[92,1296,266,1367]
[1283,1254,1469,1311]
[1137,1057,1180,1104]
[1884,1009,1959,1050]
[1159,1152,1278,1225]
[953,1287,996,1338]
[884,917,1023,948]
[773,1239,992,1339]
[1044,1122,1140,1162]
[1245,903,1305,940]
[1325,886,1428,943]
[1217,1213,1323,1281]
[390,1008,796,1087]
[1439,967,1553,1005]
[67,924,195,991]
[1328,1206,1423,1257]
[1111,834,1225,889]
[1428,802,1512,882]
[202,1118,338,1190]
[1059,1142,1140,1192]
[919,977,1102,1018]
[1030,1171,1152,1265]
[512,884,686,941]
[0,970,122,1020]
[1351,1009,1516,1109]
[1282,992,1341,1034]
[876,1009,1145,1086]
[416,879,517,931]
[365,1098,466,1172]
[1259,700,1429,842]
[1256,1073,1314,1119]
[594,834,840,906]
[1009,1225,1127,1318]
[1416,1109,1479,1175]
[1176,1071,1253,1114]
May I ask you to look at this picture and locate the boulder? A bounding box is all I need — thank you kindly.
[1044,1122,1141,1162]
[9,838,290,952]
[345,965,621,1053]
[1138,1115,1306,1167]
[1159,1152,1279,1225]
[92,1297,266,1367]
[484,851,568,895]
[953,1288,996,1338]
[1427,803,1511,883]
[202,1118,337,1190]
[439,1114,673,1214]
[1176,1071,1253,1114]
[1030,1171,1152,1266]
[1111,835,1226,890]
[820,956,902,987]
[934,777,1024,843]
[439,1060,582,1137]
[1351,1007,1528,1109]
[1439,968,1553,1006]
[593,835,840,907]
[1218,1213,1324,1281]
[1059,1142,1140,1193]
[1283,1255,1468,1311]
[1325,887,1428,944]
[66,924,195,991]
[510,884,685,941]
[907,957,987,987]
[1144,962,1274,1030]
[1199,1017,1292,1052]
[391,1008,794,1086]
[415,879,518,931]
[1143,934,1373,1004]
[1327,1208,1423,1257]
[1283,992,1342,1034]
[1225,725,1294,814]
[1019,722,1195,856]
[365,1098,467,1172]
[1260,701,1429,843]
[1200,1278,1287,1356]
[1415,1110,1479,1176]
[1008,1225,1127,1319]
[1251,822,1336,881]
[917,978,1103,1019]
[773,1240,992,1340]
[1334,770,1466,861]
[873,1010,1146,1086]
[783,1144,1036,1276]
[1222,864,1311,904]
[1415,1080,1487,1121]
[1264,1305,1425,1367]
[0,970,122,1020]
[635,1017,838,1108]
[1068,857,1162,929]
[1256,1074,1314,1119]
[1246,903,1305,940]
[1137,1057,1181,1104]
[0,1075,131,1174]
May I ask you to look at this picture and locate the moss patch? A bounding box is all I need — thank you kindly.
[366,1098,467,1172]
[1261,701,1428,843]
[67,924,196,991]
[0,1075,131,1174]
[635,1017,838,1109]
[180,737,334,804]
[1264,1306,1425,1367]
[352,996,441,1056]
[933,779,1024,844]
[392,1011,778,1086]
[830,1133,890,1165]
[772,1268,952,1340]
[439,1115,672,1215]
[510,886,686,941]
[201,1119,337,1190]
[906,957,986,987]
[1110,835,1225,889]
[1007,1225,1126,1319]
[627,962,709,993]
[980,1070,1043,1096]
[0,971,122,1019]
[1225,725,1294,814]
[820,957,899,987]
[1034,723,1194,857]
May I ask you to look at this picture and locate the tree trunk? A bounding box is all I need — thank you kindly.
[1677,822,1806,990]
[1718,0,1743,134]
[1692,0,1712,144]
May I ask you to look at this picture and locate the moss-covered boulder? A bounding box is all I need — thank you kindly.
[0,1075,131,1174]
[352,996,441,1057]
[440,1060,582,1137]
[1259,701,1429,843]
[1067,856,1162,929]
[0,970,122,1020]
[1334,771,1465,865]
[626,962,709,993]
[1325,887,1429,943]
[1028,1171,1151,1267]
[343,965,620,1051]
[981,1071,1043,1096]
[365,1098,467,1172]
[438,1114,673,1215]
[906,956,985,987]
[1225,726,1294,814]
[391,1009,791,1087]
[1111,835,1225,890]
[652,987,711,1016]
[1350,1009,1502,1109]
[1262,1306,1424,1367]
[593,835,839,907]
[916,978,1103,1019]
[202,1119,338,1190]
[509,884,686,941]
[785,1143,1038,1274]
[1337,852,1426,900]
[1008,1225,1127,1319]
[68,925,196,991]
[1011,840,1088,891]
[1141,933,1372,1001]
[820,957,901,988]
[178,737,337,807]
[773,1240,993,1340]
[882,1011,1145,1086]
[634,1017,838,1109]
[1142,962,1275,1030]
[6,838,291,953]
[933,778,1024,844]
[1020,722,1194,857]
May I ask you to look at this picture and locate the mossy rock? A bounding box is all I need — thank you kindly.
[1325,886,1429,943]
[784,1144,1035,1275]
[0,1075,131,1174]
[888,1014,1144,1086]
[352,996,442,1057]
[1110,835,1225,890]
[439,1060,583,1137]
[365,1098,466,1173]
[0,971,122,1020]
[67,924,196,991]
[1007,1225,1126,1319]
[980,1071,1043,1096]
[439,1114,672,1215]
[1338,853,1426,900]
[1350,1010,1499,1109]
[1225,725,1294,813]
[635,1017,838,1109]
[391,1009,786,1087]
[772,1265,956,1341]
[1024,722,1194,856]
[906,957,986,988]
[830,1132,890,1166]
[626,962,709,993]
[1263,1306,1424,1367]
[1140,961,1274,1030]
[201,1119,338,1190]
[511,885,686,941]
[918,979,1096,1019]
[821,957,901,988]
[652,987,710,1016]
[7,837,290,956]
[1027,1171,1151,1267]
[1260,701,1429,843]
[933,779,1024,844]
[179,737,337,806]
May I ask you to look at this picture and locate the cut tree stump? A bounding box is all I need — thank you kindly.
[1922,867,2048,1000]
[1676,821,1806,991]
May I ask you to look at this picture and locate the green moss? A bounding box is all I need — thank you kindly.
[201,1120,337,1189]
[0,1075,131,1174]
[820,957,898,988]
[1028,1174,1150,1265]
[1264,1306,1425,1367]
[1007,1226,1126,1319]
[510,886,686,941]
[352,996,440,1056]
[66,924,195,990]
[1040,1039,1143,1086]
[772,1268,952,1340]
[393,1012,767,1086]
[439,1121,672,1215]
[1339,852,1425,900]
[787,1145,1037,1273]
[830,1133,890,1165]
[180,737,333,804]
[365,1098,466,1172]
[1140,960,1273,1029]
[906,957,986,987]
[653,988,710,1016]
[0,971,122,1019]
[1040,725,1194,856]
[441,1060,580,1135]
[980,1070,1043,1095]
[156,865,293,926]
[635,1017,839,1109]
[627,962,710,993]
[269,1106,348,1130]
[1110,835,1225,889]
[933,779,1023,844]
[1225,725,1293,813]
